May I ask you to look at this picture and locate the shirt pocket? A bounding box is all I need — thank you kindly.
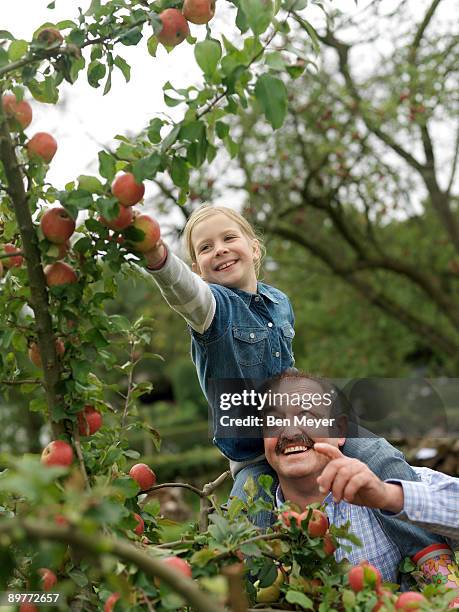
[232,326,268,367]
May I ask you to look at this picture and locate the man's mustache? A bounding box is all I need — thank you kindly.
[275,432,315,455]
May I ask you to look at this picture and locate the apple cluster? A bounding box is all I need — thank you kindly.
[346,561,428,611]
[156,0,216,48]
[277,508,336,555]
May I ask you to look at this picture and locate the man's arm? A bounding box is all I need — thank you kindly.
[314,443,459,542]
[382,470,459,542]
[145,241,216,334]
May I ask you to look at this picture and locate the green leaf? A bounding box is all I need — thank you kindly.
[87,60,106,88]
[147,118,165,143]
[295,16,320,53]
[286,591,314,610]
[194,39,221,77]
[240,0,273,35]
[254,74,288,129]
[0,48,9,67]
[133,153,161,182]
[98,151,116,181]
[265,51,286,70]
[47,1,55,6]
[161,124,181,151]
[119,26,143,46]
[164,93,182,107]
[8,40,28,61]
[114,55,131,82]
[216,121,230,139]
[85,0,101,15]
[28,77,59,104]
[171,157,189,189]
[0,31,14,40]
[112,477,139,498]
[147,35,158,57]
[77,175,104,194]
[191,548,217,567]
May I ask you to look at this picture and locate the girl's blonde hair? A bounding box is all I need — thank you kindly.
[182,204,266,276]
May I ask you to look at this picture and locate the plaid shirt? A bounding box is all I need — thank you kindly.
[385,466,459,548]
[276,467,457,586]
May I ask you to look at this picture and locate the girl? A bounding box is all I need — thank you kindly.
[144,203,448,562]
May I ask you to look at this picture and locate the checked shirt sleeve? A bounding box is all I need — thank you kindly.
[383,467,459,546]
[147,246,216,334]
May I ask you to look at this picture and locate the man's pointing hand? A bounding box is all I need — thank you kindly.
[314,442,404,512]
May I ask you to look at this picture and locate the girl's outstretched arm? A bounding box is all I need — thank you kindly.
[145,241,216,335]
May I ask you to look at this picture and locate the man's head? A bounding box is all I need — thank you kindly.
[262,372,347,483]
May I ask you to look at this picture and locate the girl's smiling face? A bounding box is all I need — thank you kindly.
[191,212,260,293]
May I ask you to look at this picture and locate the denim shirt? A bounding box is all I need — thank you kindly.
[189,281,295,461]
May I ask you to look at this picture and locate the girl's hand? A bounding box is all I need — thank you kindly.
[144,239,166,268]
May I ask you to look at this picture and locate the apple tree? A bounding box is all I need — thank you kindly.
[0,0,457,609]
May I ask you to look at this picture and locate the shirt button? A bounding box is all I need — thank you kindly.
[275,351,280,357]
[268,322,273,328]
[254,296,260,302]
[250,333,255,339]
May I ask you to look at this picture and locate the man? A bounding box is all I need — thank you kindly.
[262,371,459,593]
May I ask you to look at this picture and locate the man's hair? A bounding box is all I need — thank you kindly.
[258,369,351,419]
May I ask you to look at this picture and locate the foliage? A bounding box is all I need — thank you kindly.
[0,0,457,608]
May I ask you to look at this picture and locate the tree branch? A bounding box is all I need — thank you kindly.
[408,0,443,65]
[0,518,225,612]
[270,223,459,359]
[0,104,64,438]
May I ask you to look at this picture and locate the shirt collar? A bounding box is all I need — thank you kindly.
[257,283,280,304]
[275,484,333,508]
[226,283,280,306]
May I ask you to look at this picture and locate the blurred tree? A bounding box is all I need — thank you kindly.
[224,0,459,374]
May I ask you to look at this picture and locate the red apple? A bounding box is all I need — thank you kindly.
[19,604,38,612]
[128,214,161,253]
[182,0,215,24]
[104,593,120,612]
[306,508,328,538]
[348,562,381,593]
[157,9,190,47]
[278,510,301,528]
[39,568,57,591]
[111,172,145,207]
[36,27,64,46]
[44,261,77,286]
[100,205,133,231]
[2,94,32,130]
[163,556,192,578]
[54,513,69,527]
[2,243,23,268]
[41,440,73,467]
[129,463,156,491]
[41,207,75,243]
[322,531,336,556]
[29,338,65,368]
[27,132,58,163]
[395,592,427,610]
[133,512,144,535]
[77,405,102,436]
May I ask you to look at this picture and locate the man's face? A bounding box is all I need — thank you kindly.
[263,378,345,481]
